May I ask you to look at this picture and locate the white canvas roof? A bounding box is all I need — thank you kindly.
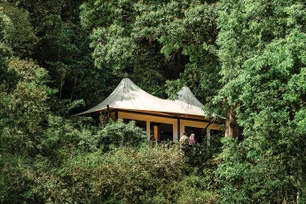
[176,86,203,108]
[78,78,207,117]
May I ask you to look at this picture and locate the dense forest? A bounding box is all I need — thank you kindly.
[1,0,306,203]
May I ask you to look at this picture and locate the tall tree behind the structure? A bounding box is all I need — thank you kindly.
[80,0,221,101]
[217,0,306,202]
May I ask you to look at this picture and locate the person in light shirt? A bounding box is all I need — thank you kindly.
[180,132,189,145]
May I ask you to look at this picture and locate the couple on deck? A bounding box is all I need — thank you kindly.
[179,132,197,145]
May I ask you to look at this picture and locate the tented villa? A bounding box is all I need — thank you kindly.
[78,78,224,142]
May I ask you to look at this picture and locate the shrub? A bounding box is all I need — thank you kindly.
[50,145,187,203]
[96,120,147,151]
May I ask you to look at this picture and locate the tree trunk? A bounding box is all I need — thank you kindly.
[225,103,239,138]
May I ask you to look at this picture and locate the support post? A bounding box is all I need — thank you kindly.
[177,119,180,143]
[154,126,158,140]
[207,129,211,147]
[146,121,151,140]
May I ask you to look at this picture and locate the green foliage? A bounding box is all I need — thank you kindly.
[175,174,219,204]
[40,115,98,161]
[37,13,110,105]
[0,2,37,57]
[0,9,13,59]
[0,58,55,156]
[217,0,306,202]
[81,0,171,97]
[1,1,224,203]
[186,131,223,170]
[80,0,220,100]
[59,145,186,203]
[4,0,306,203]
[1,144,188,203]
[134,0,221,102]
[5,0,113,109]
[0,57,57,202]
[96,120,147,151]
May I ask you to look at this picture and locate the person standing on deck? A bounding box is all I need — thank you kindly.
[189,133,197,145]
[180,132,189,145]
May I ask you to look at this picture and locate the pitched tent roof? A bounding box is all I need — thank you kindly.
[78,78,207,118]
[176,86,203,108]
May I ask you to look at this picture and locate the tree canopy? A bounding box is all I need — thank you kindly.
[1,0,306,203]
